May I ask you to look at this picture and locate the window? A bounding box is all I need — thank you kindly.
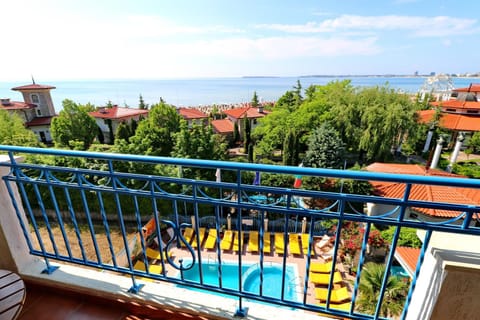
[31,94,39,104]
[36,109,42,116]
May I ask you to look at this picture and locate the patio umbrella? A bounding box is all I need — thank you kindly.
[301,217,307,233]
[227,214,231,230]
[191,215,196,229]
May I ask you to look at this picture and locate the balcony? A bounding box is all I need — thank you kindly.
[1,145,480,320]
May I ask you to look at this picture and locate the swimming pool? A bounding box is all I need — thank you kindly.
[178,260,299,302]
[391,265,410,278]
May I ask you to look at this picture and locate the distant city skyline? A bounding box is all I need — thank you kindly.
[1,0,480,81]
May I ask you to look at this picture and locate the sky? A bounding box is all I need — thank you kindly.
[1,0,479,81]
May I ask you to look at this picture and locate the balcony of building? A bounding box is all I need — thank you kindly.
[1,145,480,320]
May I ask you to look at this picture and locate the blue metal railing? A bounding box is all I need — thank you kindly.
[1,145,480,319]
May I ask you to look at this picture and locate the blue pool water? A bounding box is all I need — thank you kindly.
[178,260,299,302]
[391,265,410,278]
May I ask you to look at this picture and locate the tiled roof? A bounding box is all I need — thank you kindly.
[211,119,234,134]
[440,113,480,131]
[417,109,436,124]
[12,83,56,91]
[453,84,480,93]
[26,116,54,127]
[177,108,208,119]
[89,106,149,120]
[395,246,420,277]
[223,106,268,119]
[365,163,480,218]
[0,100,36,111]
[417,110,480,131]
[431,100,480,110]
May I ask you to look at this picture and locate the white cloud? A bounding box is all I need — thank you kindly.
[257,15,479,37]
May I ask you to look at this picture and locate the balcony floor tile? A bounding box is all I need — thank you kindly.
[17,282,211,320]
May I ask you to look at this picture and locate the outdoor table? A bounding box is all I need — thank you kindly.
[0,269,25,320]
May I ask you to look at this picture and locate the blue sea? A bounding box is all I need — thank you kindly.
[1,76,480,112]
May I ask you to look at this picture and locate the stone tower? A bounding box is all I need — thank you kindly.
[11,81,56,117]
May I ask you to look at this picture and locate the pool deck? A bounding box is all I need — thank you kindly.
[160,233,351,308]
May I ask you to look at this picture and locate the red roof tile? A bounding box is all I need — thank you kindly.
[453,84,480,93]
[418,110,480,131]
[211,119,234,134]
[431,100,480,110]
[177,108,208,120]
[26,116,54,127]
[395,246,420,276]
[0,100,36,111]
[365,163,480,218]
[223,106,268,119]
[89,106,149,120]
[12,83,56,91]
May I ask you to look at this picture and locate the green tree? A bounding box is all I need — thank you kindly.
[243,115,251,150]
[251,91,259,108]
[357,263,409,317]
[293,79,303,106]
[97,126,105,144]
[139,94,148,110]
[172,121,228,178]
[105,119,114,144]
[253,80,352,158]
[233,121,240,145]
[303,123,344,169]
[467,131,480,153]
[247,143,254,163]
[0,109,41,146]
[283,129,297,166]
[51,99,97,150]
[124,102,181,156]
[350,86,418,162]
[115,122,131,142]
[380,227,422,248]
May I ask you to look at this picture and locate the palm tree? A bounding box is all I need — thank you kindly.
[356,262,409,317]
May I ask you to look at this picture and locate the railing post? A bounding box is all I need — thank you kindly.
[0,155,35,271]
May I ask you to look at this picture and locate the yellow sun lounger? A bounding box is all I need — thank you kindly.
[309,271,343,285]
[310,261,334,273]
[289,233,302,255]
[263,232,271,254]
[181,227,195,247]
[204,228,217,250]
[145,247,172,261]
[247,231,259,252]
[274,232,286,255]
[134,260,163,274]
[220,230,234,250]
[233,231,243,252]
[300,233,311,253]
[317,302,351,312]
[192,227,206,248]
[314,286,351,303]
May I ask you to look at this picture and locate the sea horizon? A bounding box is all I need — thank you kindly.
[2,75,480,113]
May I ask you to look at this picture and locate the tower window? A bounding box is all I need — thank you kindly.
[31,94,39,104]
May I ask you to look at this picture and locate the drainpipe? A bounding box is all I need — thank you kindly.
[447,132,465,172]
[430,136,444,169]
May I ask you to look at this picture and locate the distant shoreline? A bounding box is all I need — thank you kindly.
[243,75,480,79]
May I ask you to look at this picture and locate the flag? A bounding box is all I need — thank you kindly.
[215,168,221,182]
[253,171,261,186]
[293,175,302,188]
[293,163,303,188]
